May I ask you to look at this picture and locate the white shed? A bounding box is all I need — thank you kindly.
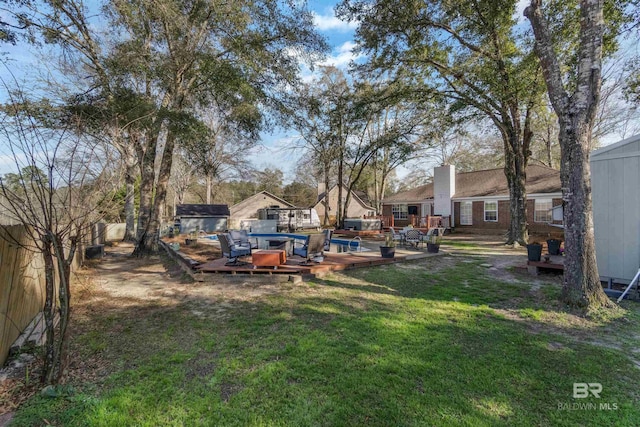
[591,134,640,283]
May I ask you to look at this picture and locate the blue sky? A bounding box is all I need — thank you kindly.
[1,0,634,181]
[0,0,358,179]
[251,0,532,183]
[248,1,359,183]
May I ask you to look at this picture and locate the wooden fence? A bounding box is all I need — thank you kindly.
[0,225,47,365]
[0,225,83,365]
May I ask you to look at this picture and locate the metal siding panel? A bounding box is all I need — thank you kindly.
[592,158,610,277]
[181,217,227,233]
[622,156,640,281]
[621,140,640,153]
[608,158,626,278]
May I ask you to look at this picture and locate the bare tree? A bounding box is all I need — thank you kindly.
[169,150,195,213]
[182,109,257,205]
[0,75,119,384]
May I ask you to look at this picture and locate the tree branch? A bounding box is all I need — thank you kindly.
[524,0,570,115]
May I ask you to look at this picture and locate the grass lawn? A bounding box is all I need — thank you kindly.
[9,253,640,426]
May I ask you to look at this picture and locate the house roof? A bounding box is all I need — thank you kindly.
[316,184,375,210]
[383,182,433,203]
[591,133,640,158]
[176,204,230,217]
[383,165,561,203]
[230,191,295,211]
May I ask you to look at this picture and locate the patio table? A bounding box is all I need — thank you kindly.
[265,238,295,255]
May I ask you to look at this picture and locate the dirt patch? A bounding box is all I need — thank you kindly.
[0,241,301,415]
[184,353,217,382]
[163,236,221,263]
[220,381,242,403]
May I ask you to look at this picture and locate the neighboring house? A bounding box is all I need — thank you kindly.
[229,190,295,219]
[382,164,563,234]
[591,134,640,283]
[313,183,376,225]
[175,204,229,233]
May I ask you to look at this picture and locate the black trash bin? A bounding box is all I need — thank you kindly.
[526,243,542,262]
[547,239,561,255]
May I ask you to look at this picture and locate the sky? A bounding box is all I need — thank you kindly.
[247,0,534,183]
[0,0,359,179]
[0,0,636,182]
[246,1,359,183]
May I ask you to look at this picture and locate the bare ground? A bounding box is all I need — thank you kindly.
[0,242,305,420]
[1,234,637,421]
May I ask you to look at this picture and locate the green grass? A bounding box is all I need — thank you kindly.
[11,257,640,426]
[439,239,490,252]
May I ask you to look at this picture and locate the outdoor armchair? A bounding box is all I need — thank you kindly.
[218,233,251,266]
[404,229,424,248]
[229,229,258,250]
[421,228,444,245]
[389,227,403,244]
[293,233,326,263]
[322,229,333,252]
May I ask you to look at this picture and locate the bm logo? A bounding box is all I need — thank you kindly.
[573,383,602,398]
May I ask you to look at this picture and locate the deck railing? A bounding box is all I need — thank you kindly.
[374,215,451,230]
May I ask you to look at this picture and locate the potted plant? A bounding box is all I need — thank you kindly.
[185,231,198,246]
[526,241,542,262]
[546,238,561,255]
[426,229,442,253]
[380,232,396,258]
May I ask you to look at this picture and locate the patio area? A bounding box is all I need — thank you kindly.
[161,234,440,280]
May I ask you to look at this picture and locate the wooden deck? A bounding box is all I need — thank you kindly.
[160,239,438,283]
[195,252,402,276]
[527,255,565,275]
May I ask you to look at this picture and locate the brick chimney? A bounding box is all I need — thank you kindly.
[434,165,455,216]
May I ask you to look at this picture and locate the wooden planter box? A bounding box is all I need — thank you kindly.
[252,250,287,269]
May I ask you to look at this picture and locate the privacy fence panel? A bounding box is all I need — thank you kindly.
[0,225,46,365]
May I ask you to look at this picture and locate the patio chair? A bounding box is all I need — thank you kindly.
[218,233,251,266]
[322,229,333,252]
[389,227,403,244]
[421,228,443,245]
[405,229,424,248]
[229,229,258,251]
[293,233,326,264]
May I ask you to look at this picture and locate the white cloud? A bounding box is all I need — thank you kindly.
[319,41,362,68]
[312,12,357,32]
[514,0,530,24]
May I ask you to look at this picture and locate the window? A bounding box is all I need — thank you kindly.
[534,199,553,222]
[408,205,418,216]
[484,201,498,222]
[392,204,408,220]
[460,202,473,225]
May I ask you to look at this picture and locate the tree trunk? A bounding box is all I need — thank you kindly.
[133,131,158,256]
[41,240,56,384]
[546,125,553,167]
[342,186,352,225]
[558,119,611,307]
[525,0,611,309]
[52,234,73,384]
[206,174,212,204]
[502,129,530,245]
[337,157,343,228]
[123,152,137,242]
[323,164,330,226]
[137,131,176,255]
